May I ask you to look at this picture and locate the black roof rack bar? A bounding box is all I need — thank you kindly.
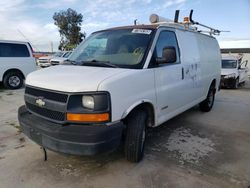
[174,10,180,23]
[189,9,221,35]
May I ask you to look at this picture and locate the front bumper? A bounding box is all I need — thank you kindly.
[220,76,236,88]
[38,62,51,67]
[50,61,60,65]
[18,105,124,155]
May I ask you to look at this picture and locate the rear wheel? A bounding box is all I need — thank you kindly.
[124,109,147,162]
[3,71,24,89]
[199,84,215,112]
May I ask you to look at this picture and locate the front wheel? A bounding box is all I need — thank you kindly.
[124,109,147,162]
[3,71,24,89]
[199,85,215,112]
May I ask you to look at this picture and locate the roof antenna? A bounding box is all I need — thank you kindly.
[174,10,180,23]
[134,19,137,25]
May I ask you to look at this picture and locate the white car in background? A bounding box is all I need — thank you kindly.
[221,55,249,89]
[0,40,37,89]
[50,51,72,66]
[37,51,64,68]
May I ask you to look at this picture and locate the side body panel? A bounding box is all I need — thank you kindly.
[0,42,37,81]
[97,69,157,124]
[195,34,221,94]
[238,66,249,83]
[153,28,198,125]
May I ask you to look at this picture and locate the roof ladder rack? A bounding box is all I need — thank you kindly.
[189,9,229,36]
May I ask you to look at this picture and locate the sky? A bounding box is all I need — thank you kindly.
[0,0,249,52]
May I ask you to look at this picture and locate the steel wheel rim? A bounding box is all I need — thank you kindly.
[8,76,20,87]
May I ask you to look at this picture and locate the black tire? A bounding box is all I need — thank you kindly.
[3,71,23,89]
[199,84,215,112]
[233,78,239,89]
[124,109,147,162]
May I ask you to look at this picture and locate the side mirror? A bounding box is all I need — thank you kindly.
[156,46,177,64]
[245,60,248,67]
[240,60,248,69]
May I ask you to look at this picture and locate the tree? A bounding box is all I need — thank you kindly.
[53,8,85,50]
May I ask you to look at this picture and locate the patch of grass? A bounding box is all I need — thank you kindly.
[8,122,21,132]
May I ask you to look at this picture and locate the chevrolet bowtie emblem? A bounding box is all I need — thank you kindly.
[35,98,45,107]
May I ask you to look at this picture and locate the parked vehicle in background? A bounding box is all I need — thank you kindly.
[0,40,37,89]
[221,55,249,89]
[50,51,72,65]
[18,10,221,162]
[37,51,63,68]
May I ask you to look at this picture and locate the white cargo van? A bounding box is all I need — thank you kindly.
[221,55,248,88]
[18,11,221,162]
[0,40,37,89]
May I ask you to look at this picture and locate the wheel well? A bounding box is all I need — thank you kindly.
[123,102,155,127]
[2,69,25,80]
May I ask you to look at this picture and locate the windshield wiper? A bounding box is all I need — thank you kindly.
[79,60,119,68]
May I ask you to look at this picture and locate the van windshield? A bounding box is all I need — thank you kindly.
[54,52,63,57]
[68,29,154,69]
[222,60,237,69]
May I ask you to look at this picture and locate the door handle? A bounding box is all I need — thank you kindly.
[182,67,184,80]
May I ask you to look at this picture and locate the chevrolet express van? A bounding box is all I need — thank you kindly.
[18,12,221,162]
[0,40,37,89]
[221,55,248,88]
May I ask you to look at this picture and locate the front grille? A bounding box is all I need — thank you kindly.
[26,102,65,121]
[38,60,49,63]
[25,86,68,103]
[51,61,59,65]
[25,86,68,123]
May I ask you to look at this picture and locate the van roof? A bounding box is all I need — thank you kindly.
[0,39,29,44]
[97,23,215,39]
[95,24,159,33]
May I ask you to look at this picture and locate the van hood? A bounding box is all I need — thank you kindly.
[221,68,237,76]
[26,65,129,92]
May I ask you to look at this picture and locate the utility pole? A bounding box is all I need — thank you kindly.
[50,41,54,53]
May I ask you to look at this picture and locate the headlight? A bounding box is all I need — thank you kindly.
[67,92,111,123]
[82,96,94,109]
[224,73,236,79]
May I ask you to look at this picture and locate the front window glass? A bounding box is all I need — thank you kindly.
[222,60,237,68]
[62,52,72,58]
[68,29,154,68]
[54,52,63,57]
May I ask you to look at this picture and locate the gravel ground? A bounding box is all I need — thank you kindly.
[0,80,250,188]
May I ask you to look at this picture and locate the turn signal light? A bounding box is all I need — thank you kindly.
[66,113,110,122]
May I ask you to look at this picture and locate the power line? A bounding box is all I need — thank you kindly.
[17,29,40,52]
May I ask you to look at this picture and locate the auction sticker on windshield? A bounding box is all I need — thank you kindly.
[132,29,152,34]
